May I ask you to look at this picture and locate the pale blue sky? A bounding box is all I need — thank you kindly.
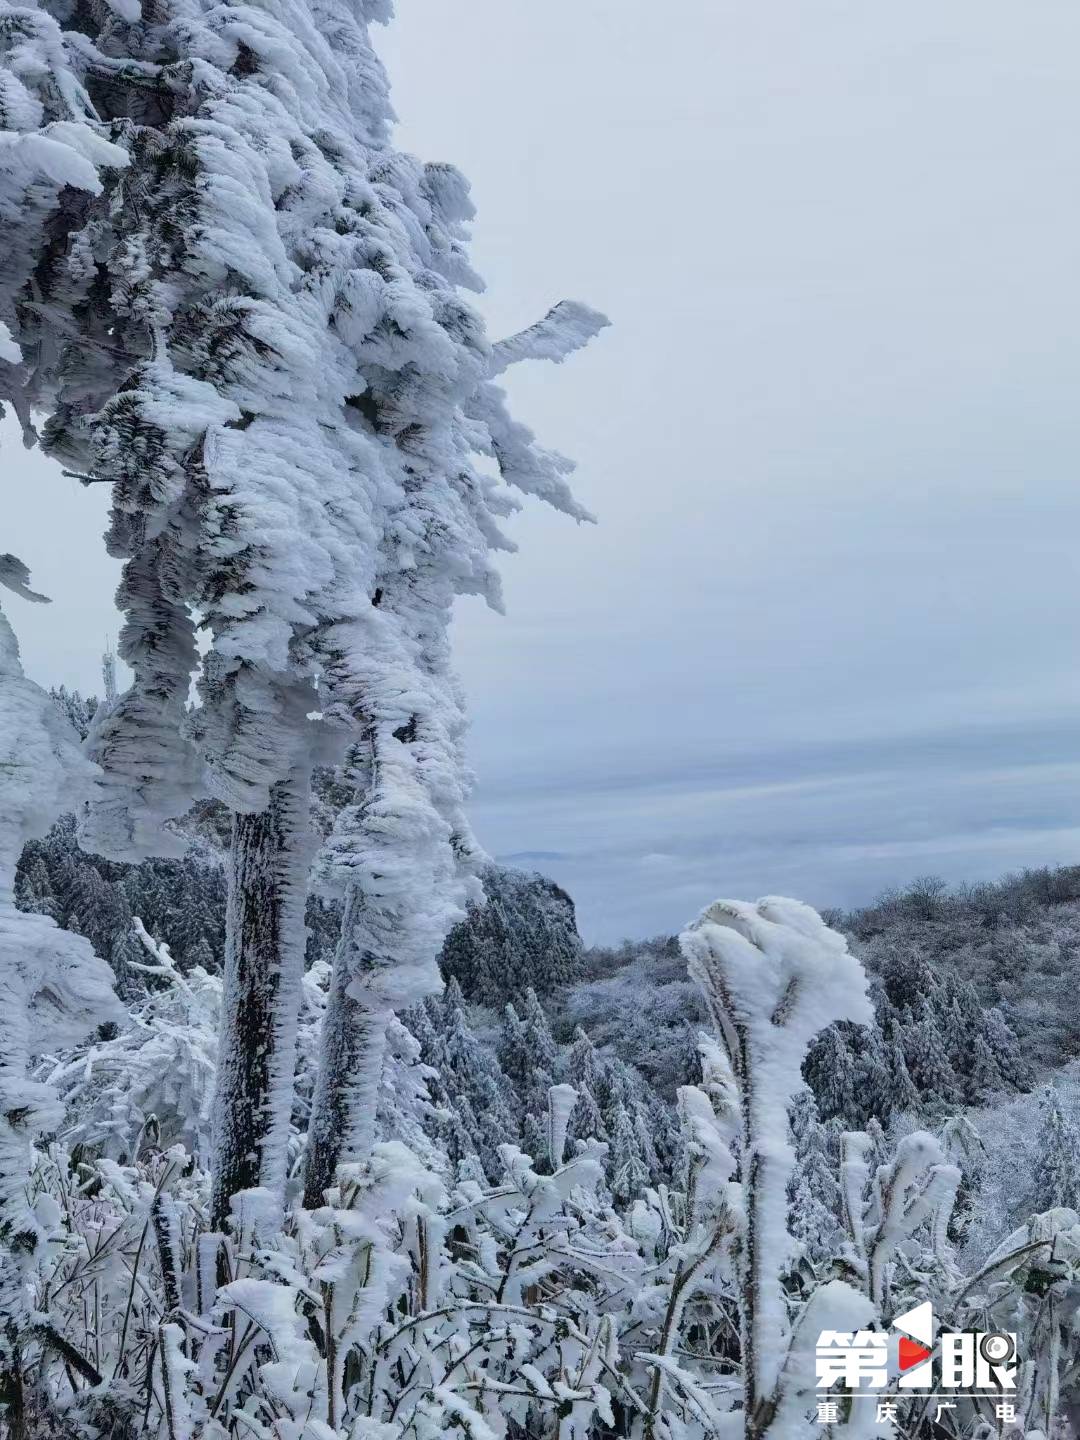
[6,2,1080,940]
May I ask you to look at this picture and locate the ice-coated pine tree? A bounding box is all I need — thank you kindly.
[498,986,560,1140]
[985,1003,1033,1090]
[1032,1085,1080,1214]
[566,1024,609,1143]
[0,0,605,1224]
[804,1022,858,1123]
[440,861,585,1005]
[904,1003,963,1107]
[788,1088,843,1265]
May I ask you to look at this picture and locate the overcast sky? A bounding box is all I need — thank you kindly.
[7,2,1080,940]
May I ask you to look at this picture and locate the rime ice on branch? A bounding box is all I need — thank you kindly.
[681,897,876,1440]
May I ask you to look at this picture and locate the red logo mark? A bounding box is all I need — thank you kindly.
[899,1338,932,1372]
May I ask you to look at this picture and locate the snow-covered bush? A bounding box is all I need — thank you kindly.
[16,888,1080,1437]
[19,1088,721,1439]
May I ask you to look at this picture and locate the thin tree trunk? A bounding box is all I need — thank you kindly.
[302,886,389,1208]
[210,766,310,1231]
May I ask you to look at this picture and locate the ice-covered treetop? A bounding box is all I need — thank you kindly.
[0,0,607,877]
[680,897,872,1100]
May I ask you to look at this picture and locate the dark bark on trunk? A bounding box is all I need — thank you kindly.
[302,887,389,1208]
[210,767,310,1231]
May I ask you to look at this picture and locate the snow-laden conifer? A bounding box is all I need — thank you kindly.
[1032,1085,1080,1214]
[788,1089,843,1266]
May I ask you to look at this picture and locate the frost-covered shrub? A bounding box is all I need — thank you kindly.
[18,1082,737,1440]
[42,921,221,1165]
[11,890,1080,1438]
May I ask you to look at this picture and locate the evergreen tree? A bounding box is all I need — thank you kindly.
[903,1003,963,1107]
[603,1062,656,1195]
[788,1089,843,1265]
[850,1030,892,1123]
[941,996,970,1076]
[609,1096,649,1204]
[878,947,932,1010]
[61,860,130,960]
[566,1027,608,1143]
[110,923,148,1003]
[14,854,56,919]
[882,1036,920,1115]
[498,987,563,1157]
[185,935,216,973]
[634,1105,662,1179]
[967,1033,1005,1103]
[498,1002,530,1088]
[522,1105,552,1169]
[413,989,519,1181]
[49,685,98,741]
[440,862,585,1006]
[984,1006,1032,1091]
[803,1024,859,1123]
[1032,1087,1080,1213]
[521,987,559,1077]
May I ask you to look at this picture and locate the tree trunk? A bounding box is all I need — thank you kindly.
[302,886,389,1208]
[210,766,310,1231]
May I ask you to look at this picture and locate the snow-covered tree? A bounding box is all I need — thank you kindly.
[15,813,226,983]
[853,1028,920,1124]
[566,1025,609,1144]
[0,0,605,1225]
[609,1093,650,1204]
[499,987,560,1156]
[440,861,585,1005]
[48,685,97,741]
[984,1003,1033,1091]
[424,986,519,1181]
[1032,1085,1080,1215]
[903,1002,963,1108]
[788,1089,843,1266]
[803,1023,859,1124]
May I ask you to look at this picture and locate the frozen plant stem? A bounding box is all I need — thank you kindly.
[680,897,873,1440]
